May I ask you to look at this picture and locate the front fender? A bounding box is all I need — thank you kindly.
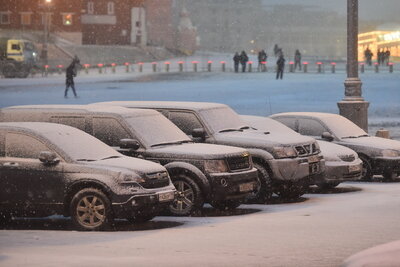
[246,148,274,162]
[164,161,211,196]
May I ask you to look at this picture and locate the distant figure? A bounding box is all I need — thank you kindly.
[258,49,267,72]
[384,48,391,65]
[364,47,373,66]
[64,56,80,98]
[294,49,302,71]
[233,52,240,73]
[239,51,249,73]
[377,49,384,66]
[276,53,286,80]
[273,44,279,57]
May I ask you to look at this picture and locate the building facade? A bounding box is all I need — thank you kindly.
[359,30,400,61]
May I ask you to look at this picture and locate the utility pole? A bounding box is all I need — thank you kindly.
[41,0,52,66]
[337,0,369,132]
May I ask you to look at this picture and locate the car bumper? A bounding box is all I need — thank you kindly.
[373,157,400,174]
[315,159,363,184]
[268,155,325,182]
[111,188,176,219]
[208,168,258,201]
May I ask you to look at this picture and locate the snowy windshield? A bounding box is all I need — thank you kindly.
[322,116,368,139]
[125,113,192,147]
[43,127,121,161]
[249,117,295,133]
[199,106,249,133]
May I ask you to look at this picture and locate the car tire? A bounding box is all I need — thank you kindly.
[382,171,397,181]
[169,174,204,216]
[359,155,373,181]
[317,182,340,190]
[211,200,241,211]
[70,188,113,231]
[126,212,156,223]
[247,163,273,203]
[275,184,307,200]
[0,212,12,225]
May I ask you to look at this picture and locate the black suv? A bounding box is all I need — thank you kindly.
[0,122,175,231]
[1,105,258,215]
[96,101,326,200]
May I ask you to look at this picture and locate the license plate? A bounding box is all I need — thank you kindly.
[158,191,175,202]
[239,182,254,192]
[348,164,361,173]
[309,162,320,174]
[308,155,320,163]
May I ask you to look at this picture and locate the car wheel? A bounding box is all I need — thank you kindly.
[126,212,156,223]
[247,163,273,203]
[0,212,12,225]
[70,188,113,231]
[169,174,204,216]
[382,171,397,181]
[317,182,340,190]
[359,155,373,181]
[211,200,241,211]
[275,184,307,200]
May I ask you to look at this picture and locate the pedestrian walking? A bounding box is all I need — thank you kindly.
[377,49,384,66]
[276,53,285,80]
[64,56,80,98]
[364,47,373,66]
[240,51,249,73]
[385,48,391,65]
[233,52,240,73]
[294,49,302,71]
[258,49,267,72]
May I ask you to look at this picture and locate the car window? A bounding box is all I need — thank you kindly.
[5,133,50,159]
[298,118,327,137]
[51,116,86,131]
[93,117,131,146]
[168,111,203,135]
[274,117,297,131]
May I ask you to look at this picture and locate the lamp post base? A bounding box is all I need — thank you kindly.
[337,100,370,132]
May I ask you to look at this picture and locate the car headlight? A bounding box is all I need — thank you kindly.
[273,146,297,159]
[204,160,229,173]
[381,149,400,157]
[119,173,145,184]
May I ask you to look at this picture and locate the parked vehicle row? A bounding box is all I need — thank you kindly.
[1,101,398,231]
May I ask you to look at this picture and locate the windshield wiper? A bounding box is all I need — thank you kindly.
[219,128,242,133]
[151,141,185,147]
[358,134,369,137]
[239,126,250,130]
[100,156,121,160]
[342,136,359,139]
[76,159,96,162]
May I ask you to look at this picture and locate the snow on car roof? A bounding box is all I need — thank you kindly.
[271,112,341,119]
[94,101,228,112]
[0,121,80,134]
[1,104,159,118]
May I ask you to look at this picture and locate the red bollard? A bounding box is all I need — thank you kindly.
[152,62,157,72]
[374,62,379,73]
[303,62,308,73]
[192,61,198,72]
[124,62,130,73]
[57,64,63,75]
[97,63,104,74]
[207,60,212,72]
[83,64,90,74]
[111,63,116,74]
[178,61,184,72]
[360,63,365,73]
[220,61,226,72]
[289,61,294,73]
[138,62,144,72]
[388,62,394,73]
[165,62,170,72]
[316,62,323,73]
[248,61,253,72]
[331,62,336,73]
[43,64,49,77]
[262,61,268,72]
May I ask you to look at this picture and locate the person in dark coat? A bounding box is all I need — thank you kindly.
[233,52,241,73]
[377,49,383,66]
[64,57,80,98]
[276,53,286,80]
[364,47,373,66]
[239,51,249,72]
[294,49,302,71]
[273,44,279,57]
[385,48,391,65]
[258,49,267,71]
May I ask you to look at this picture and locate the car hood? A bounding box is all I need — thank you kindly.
[340,136,400,151]
[318,140,358,161]
[84,156,167,176]
[213,130,316,149]
[148,143,248,160]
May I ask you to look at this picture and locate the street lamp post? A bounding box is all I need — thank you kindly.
[41,0,52,66]
[337,0,369,132]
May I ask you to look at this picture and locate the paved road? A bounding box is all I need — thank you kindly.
[1,182,400,266]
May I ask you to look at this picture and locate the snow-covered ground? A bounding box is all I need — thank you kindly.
[1,182,400,267]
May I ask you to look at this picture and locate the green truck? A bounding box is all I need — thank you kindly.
[0,38,38,78]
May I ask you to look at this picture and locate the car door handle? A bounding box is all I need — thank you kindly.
[3,162,19,167]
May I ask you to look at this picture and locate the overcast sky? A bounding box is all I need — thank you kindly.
[262,0,400,22]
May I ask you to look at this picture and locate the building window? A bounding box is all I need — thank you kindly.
[0,12,11,24]
[87,2,94,14]
[107,2,115,15]
[20,12,32,25]
[62,13,73,25]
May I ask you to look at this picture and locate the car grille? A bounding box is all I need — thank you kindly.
[295,143,319,157]
[343,171,362,179]
[339,155,356,162]
[227,155,251,171]
[140,171,170,189]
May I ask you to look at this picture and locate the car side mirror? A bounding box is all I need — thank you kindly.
[120,139,140,150]
[192,128,206,140]
[39,151,60,165]
[321,132,334,142]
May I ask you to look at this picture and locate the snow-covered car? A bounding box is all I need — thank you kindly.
[271,112,400,181]
[0,105,258,216]
[241,115,363,189]
[94,101,326,201]
[342,239,400,267]
[0,122,176,231]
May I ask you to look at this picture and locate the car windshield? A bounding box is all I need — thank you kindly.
[199,106,250,133]
[125,113,192,147]
[43,127,121,161]
[322,116,368,139]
